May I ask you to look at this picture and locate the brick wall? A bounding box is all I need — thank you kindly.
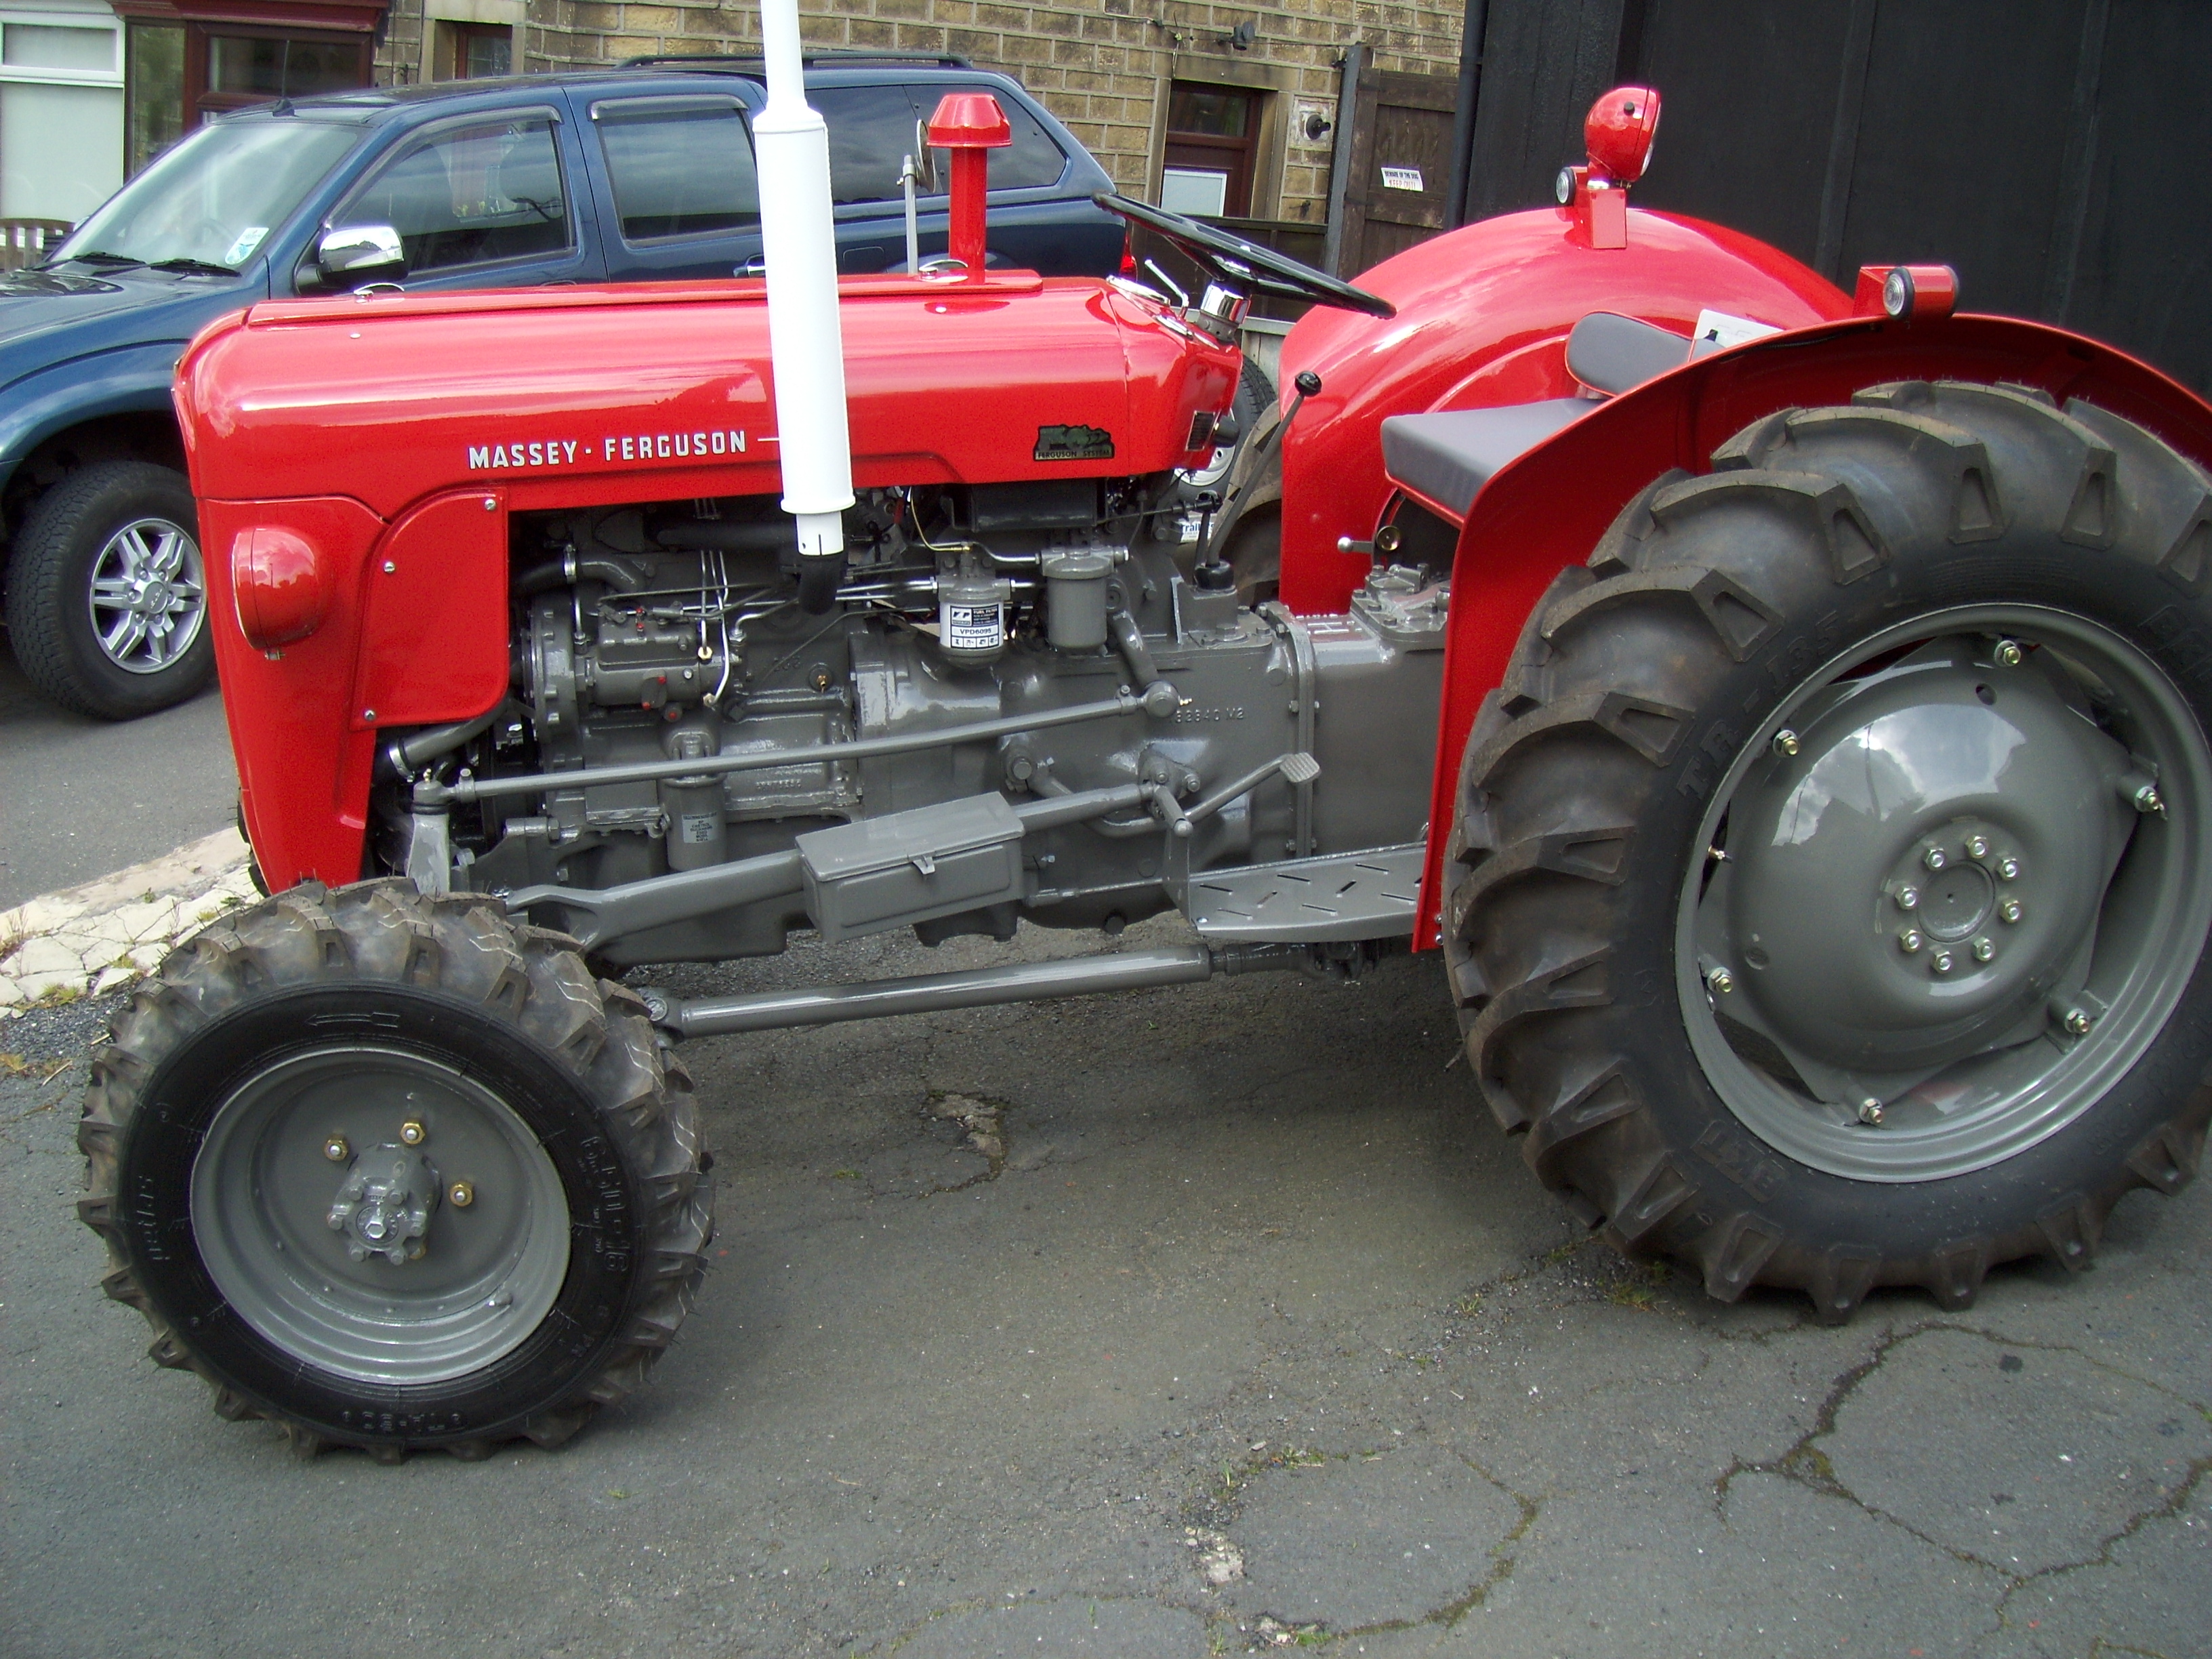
[375,0,1465,224]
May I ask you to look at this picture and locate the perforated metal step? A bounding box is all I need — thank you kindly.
[1185,843,1425,943]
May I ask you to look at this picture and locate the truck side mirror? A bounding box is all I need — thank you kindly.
[316,224,406,283]
[912,119,938,192]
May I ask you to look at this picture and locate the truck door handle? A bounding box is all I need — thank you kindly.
[735,258,765,276]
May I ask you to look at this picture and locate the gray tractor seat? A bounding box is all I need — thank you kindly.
[1379,311,1698,520]
[1380,399,1589,519]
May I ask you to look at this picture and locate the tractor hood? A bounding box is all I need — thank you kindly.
[176,273,1234,521]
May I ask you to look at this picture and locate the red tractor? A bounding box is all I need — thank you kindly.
[79,26,2212,1460]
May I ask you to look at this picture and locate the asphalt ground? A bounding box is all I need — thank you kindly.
[4,914,2207,1658]
[0,641,237,910]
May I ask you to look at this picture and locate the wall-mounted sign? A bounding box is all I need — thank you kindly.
[1380,166,1424,192]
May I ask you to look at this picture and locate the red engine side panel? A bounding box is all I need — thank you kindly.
[1275,205,1855,615]
[199,494,388,886]
[179,273,1239,886]
[1412,311,2212,950]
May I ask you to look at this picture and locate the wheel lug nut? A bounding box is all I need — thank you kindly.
[1923,845,1948,871]
[1929,947,1954,973]
[1996,857,2020,881]
[449,1181,474,1208]
[323,1135,350,1162]
[1895,886,1919,911]
[1771,729,1800,758]
[1994,638,2024,668]
[1858,1098,1885,1126]
[1972,937,1994,962]
[2063,1007,2093,1036]
[1999,897,2024,924]
[1965,834,1989,860]
[1706,966,1736,995]
[399,1120,427,1146]
[1898,928,1923,953]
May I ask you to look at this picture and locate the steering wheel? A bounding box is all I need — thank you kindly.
[1096,192,1395,319]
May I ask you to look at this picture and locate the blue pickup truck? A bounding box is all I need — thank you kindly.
[0,58,1123,718]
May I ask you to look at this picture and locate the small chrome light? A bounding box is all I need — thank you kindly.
[1883,266,1914,318]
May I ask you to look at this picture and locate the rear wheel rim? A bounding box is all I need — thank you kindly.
[85,515,205,675]
[1675,602,2212,1183]
[190,1044,571,1385]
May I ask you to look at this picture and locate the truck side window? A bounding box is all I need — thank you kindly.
[596,102,759,241]
[920,85,1068,192]
[811,85,920,205]
[337,115,569,274]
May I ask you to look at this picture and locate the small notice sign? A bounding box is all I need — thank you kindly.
[1380,166,1425,192]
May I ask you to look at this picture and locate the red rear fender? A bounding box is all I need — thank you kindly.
[1414,311,2212,949]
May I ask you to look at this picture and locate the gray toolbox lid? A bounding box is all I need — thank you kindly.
[796,794,1024,882]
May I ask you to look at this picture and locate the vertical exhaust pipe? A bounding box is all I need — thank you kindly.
[753,0,854,573]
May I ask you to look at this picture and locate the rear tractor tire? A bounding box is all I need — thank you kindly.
[78,881,712,1458]
[1446,382,2212,1319]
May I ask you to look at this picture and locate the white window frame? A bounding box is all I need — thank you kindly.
[0,8,123,90]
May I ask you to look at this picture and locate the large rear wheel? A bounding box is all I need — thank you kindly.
[78,882,712,1456]
[1445,382,2212,1317]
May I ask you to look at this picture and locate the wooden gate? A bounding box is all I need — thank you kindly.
[1336,67,1460,278]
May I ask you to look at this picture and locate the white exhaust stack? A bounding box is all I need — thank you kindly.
[753,0,853,565]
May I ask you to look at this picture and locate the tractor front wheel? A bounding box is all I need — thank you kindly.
[78,882,712,1457]
[1446,382,2212,1317]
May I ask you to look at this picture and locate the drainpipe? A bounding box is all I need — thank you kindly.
[753,0,854,569]
[1443,0,1490,228]
[1320,40,1365,278]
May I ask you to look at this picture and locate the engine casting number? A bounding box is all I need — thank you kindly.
[1174,705,1246,722]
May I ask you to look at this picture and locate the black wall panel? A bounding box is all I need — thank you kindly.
[1458,0,2212,390]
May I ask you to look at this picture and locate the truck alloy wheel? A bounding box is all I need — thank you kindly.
[77,882,712,1458]
[4,459,214,720]
[1446,382,2212,1318]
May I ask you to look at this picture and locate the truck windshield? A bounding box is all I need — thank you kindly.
[52,117,365,272]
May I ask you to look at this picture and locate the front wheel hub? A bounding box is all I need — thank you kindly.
[327,1144,440,1264]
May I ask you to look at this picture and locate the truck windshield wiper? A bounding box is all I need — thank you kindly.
[57,249,144,268]
[149,258,237,276]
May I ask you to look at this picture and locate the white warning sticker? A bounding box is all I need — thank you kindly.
[1380,166,1425,192]
[1692,308,1784,349]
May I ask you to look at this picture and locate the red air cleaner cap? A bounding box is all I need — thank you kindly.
[926,92,1011,149]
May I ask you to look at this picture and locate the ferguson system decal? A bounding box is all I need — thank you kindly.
[466,428,759,470]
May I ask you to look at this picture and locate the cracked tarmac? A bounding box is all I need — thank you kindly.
[2,914,2206,1656]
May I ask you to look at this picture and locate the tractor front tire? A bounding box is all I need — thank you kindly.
[1446,382,2212,1318]
[78,881,712,1458]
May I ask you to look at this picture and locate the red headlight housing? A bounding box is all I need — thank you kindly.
[230,525,332,651]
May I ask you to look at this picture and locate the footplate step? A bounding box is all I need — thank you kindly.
[1185,842,1425,943]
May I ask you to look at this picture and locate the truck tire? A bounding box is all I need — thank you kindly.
[5,459,213,720]
[77,880,712,1458]
[1444,382,2212,1319]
